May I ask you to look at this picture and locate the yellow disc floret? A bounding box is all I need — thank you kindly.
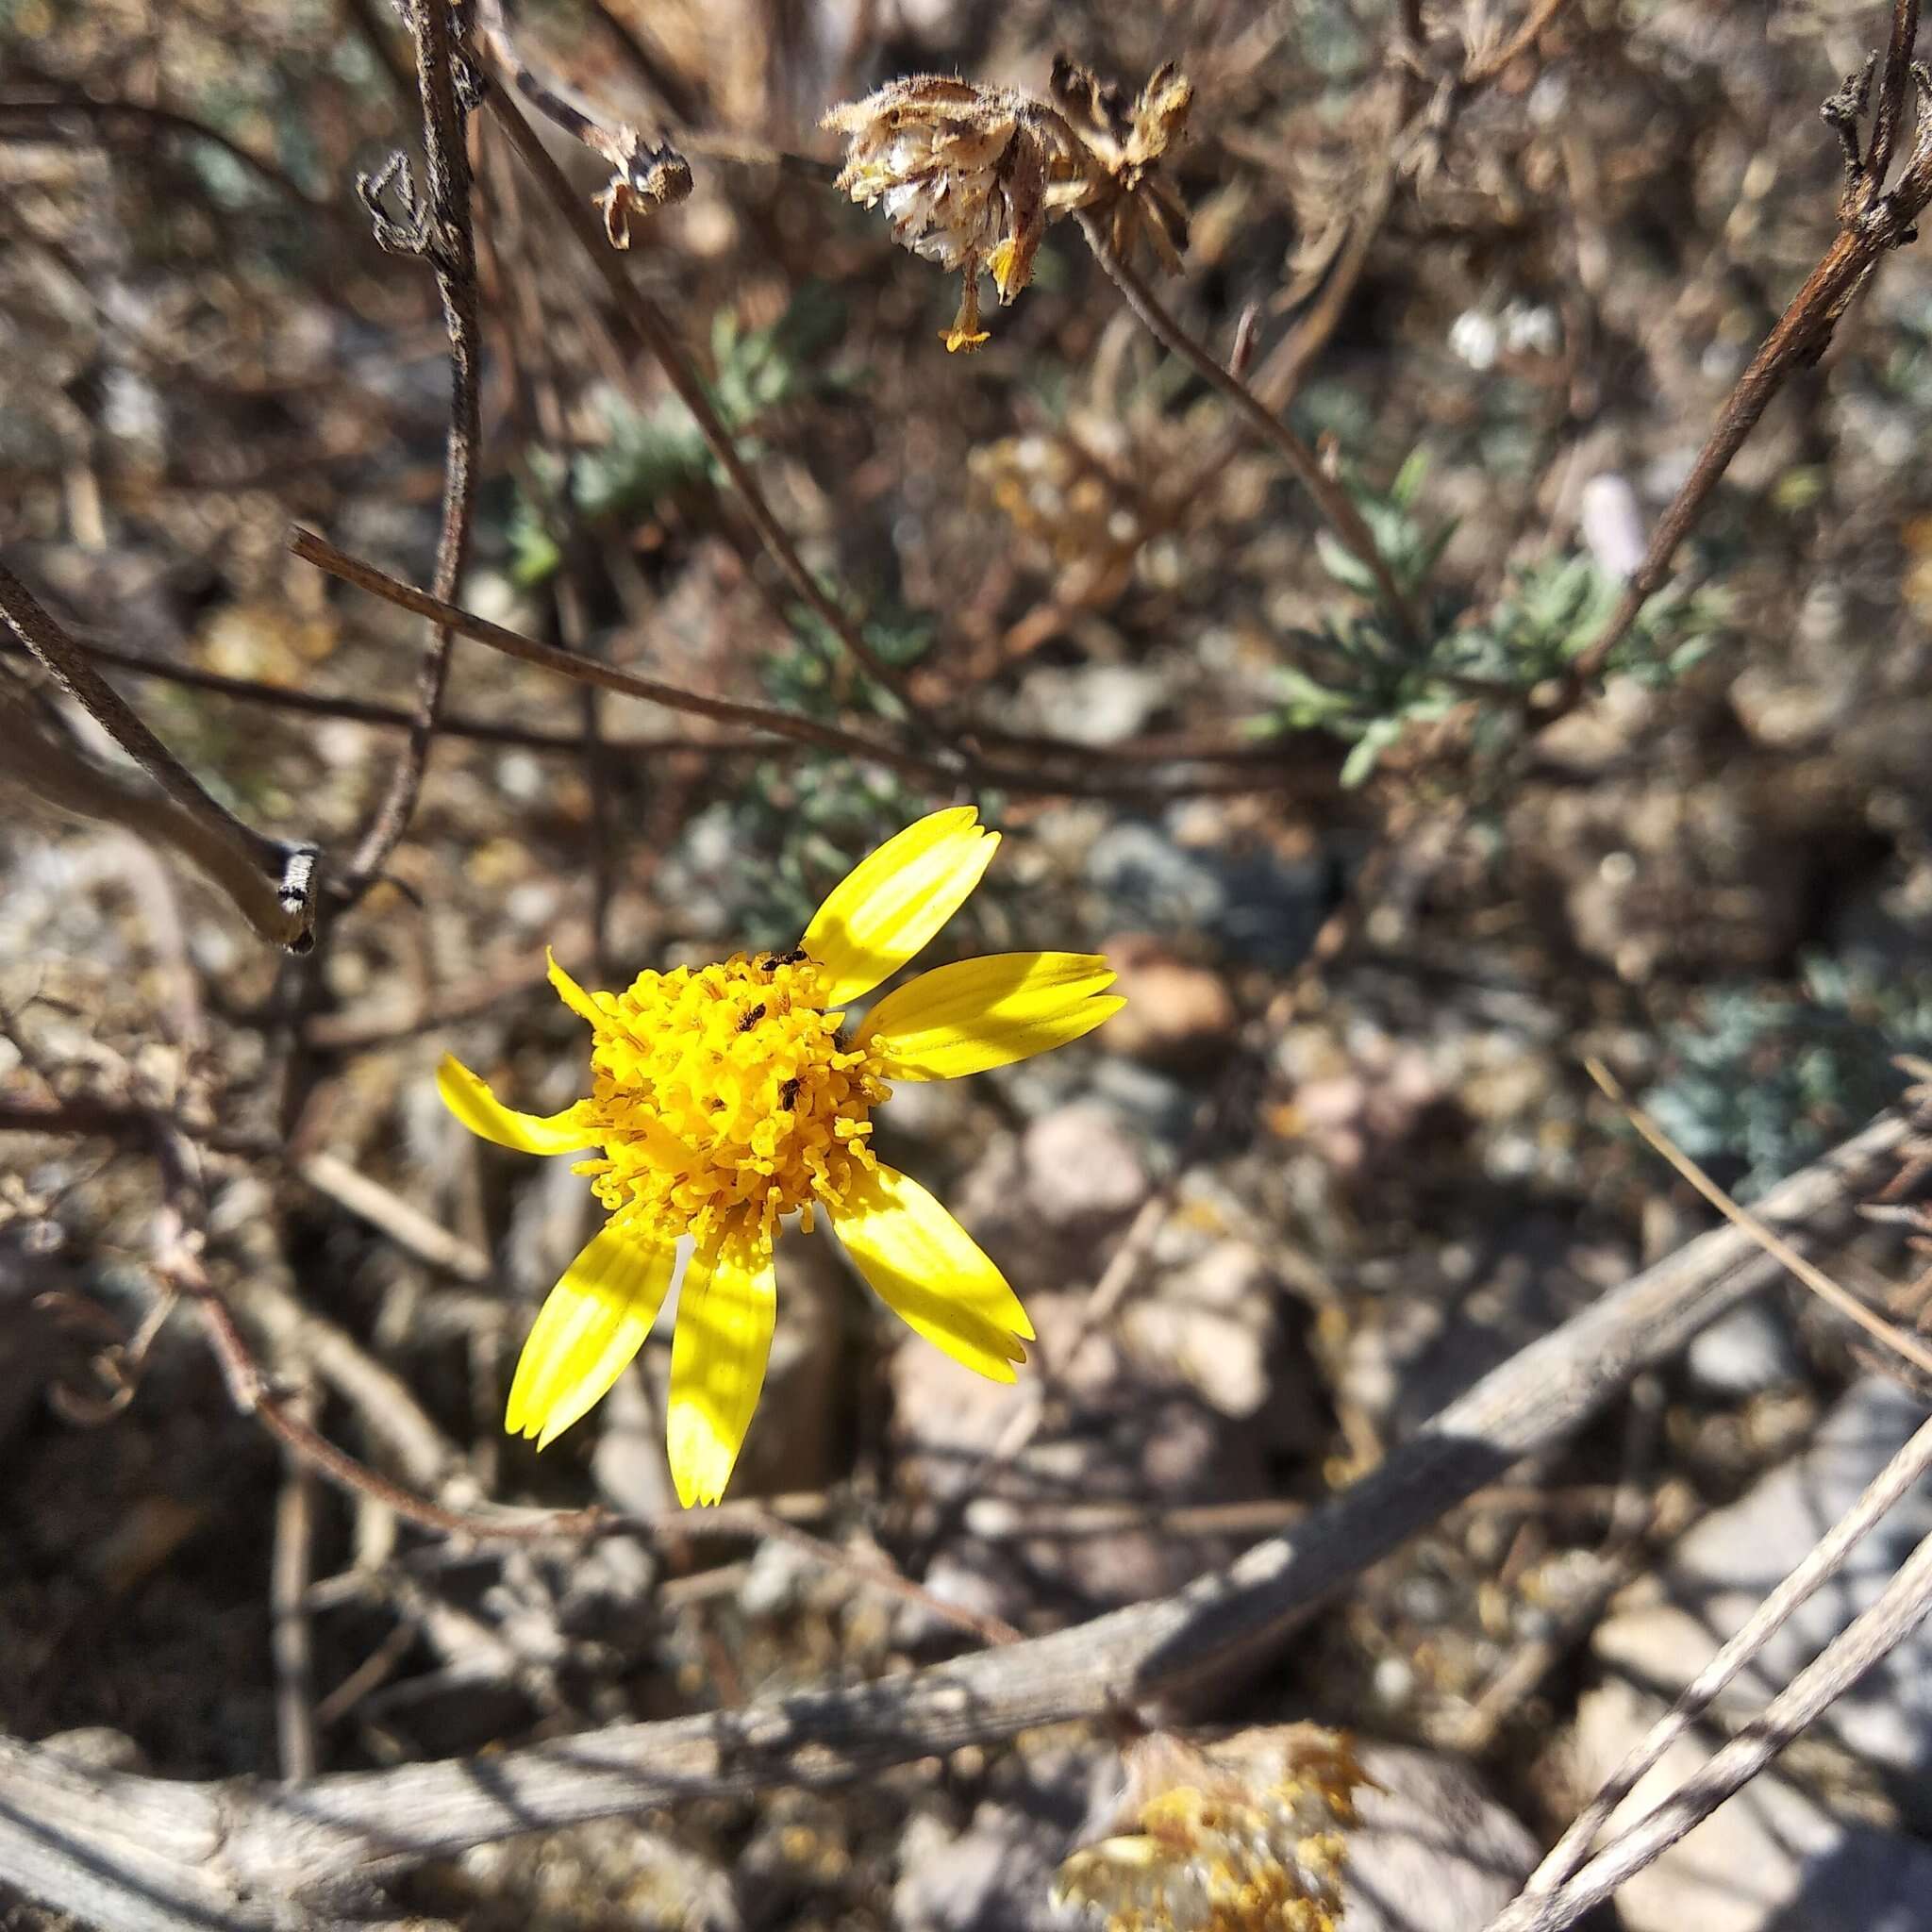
[570,949,891,1258]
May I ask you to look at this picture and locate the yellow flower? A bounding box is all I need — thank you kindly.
[439,808,1123,1507]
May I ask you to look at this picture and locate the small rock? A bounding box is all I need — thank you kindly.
[891,1742,1101,1932]
[1683,1299,1803,1398]
[887,1290,1271,1624]
[418,1819,739,1931]
[1013,664,1164,747]
[1085,817,1327,969]
[1578,472,1647,580]
[1508,775,1827,983]
[1021,1104,1152,1228]
[1341,1744,1541,1932]
[1093,934,1238,1067]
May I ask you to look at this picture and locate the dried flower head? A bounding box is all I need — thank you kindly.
[589,126,693,249]
[969,421,1154,603]
[1049,55,1194,275]
[823,76,1095,350]
[1054,1726,1367,1932]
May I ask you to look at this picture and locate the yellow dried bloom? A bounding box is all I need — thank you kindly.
[440,808,1123,1506]
[822,76,1096,351]
[1055,1727,1367,1932]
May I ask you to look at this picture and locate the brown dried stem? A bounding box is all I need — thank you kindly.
[0,562,320,951]
[0,628,774,757]
[1074,210,1420,638]
[343,0,482,896]
[1556,0,1928,698]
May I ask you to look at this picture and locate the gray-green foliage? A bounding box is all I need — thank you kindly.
[1642,958,1932,1197]
[509,285,846,586]
[1264,452,1728,785]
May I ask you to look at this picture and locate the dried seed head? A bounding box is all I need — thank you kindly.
[591,126,694,250]
[824,61,1195,349]
[823,75,1097,351]
[1054,1725,1367,1932]
[1050,56,1195,275]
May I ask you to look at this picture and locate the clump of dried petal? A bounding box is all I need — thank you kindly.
[1054,1726,1367,1932]
[1050,55,1194,275]
[969,419,1154,602]
[823,75,1097,350]
[589,127,693,249]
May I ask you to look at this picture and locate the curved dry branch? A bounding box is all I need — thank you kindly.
[0,1110,1907,1932]
[0,563,320,951]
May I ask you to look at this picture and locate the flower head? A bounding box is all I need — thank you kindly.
[1049,56,1194,276]
[823,60,1195,350]
[440,808,1122,1506]
[1054,1726,1366,1932]
[822,77,1094,351]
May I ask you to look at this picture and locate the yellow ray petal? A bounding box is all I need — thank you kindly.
[546,947,605,1026]
[829,1163,1032,1380]
[801,807,1000,1006]
[505,1224,676,1447]
[858,952,1124,1080]
[437,1054,591,1155]
[666,1237,776,1507]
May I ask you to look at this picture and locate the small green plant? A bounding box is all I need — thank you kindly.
[1261,453,1728,785]
[1643,958,1932,1196]
[509,285,846,585]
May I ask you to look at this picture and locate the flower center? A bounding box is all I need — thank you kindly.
[572,950,888,1257]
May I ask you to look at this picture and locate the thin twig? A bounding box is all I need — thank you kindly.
[0,92,330,214]
[343,0,483,896]
[271,1384,323,1781]
[1507,1403,1932,1915]
[1485,1521,1932,1932]
[1074,210,1419,638]
[1587,1057,1932,1381]
[0,562,320,951]
[0,630,776,756]
[292,525,934,769]
[296,1151,492,1283]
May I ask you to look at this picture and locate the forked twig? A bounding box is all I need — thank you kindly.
[1496,1407,1932,1924]
[343,0,482,897]
[1484,1522,1932,1932]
